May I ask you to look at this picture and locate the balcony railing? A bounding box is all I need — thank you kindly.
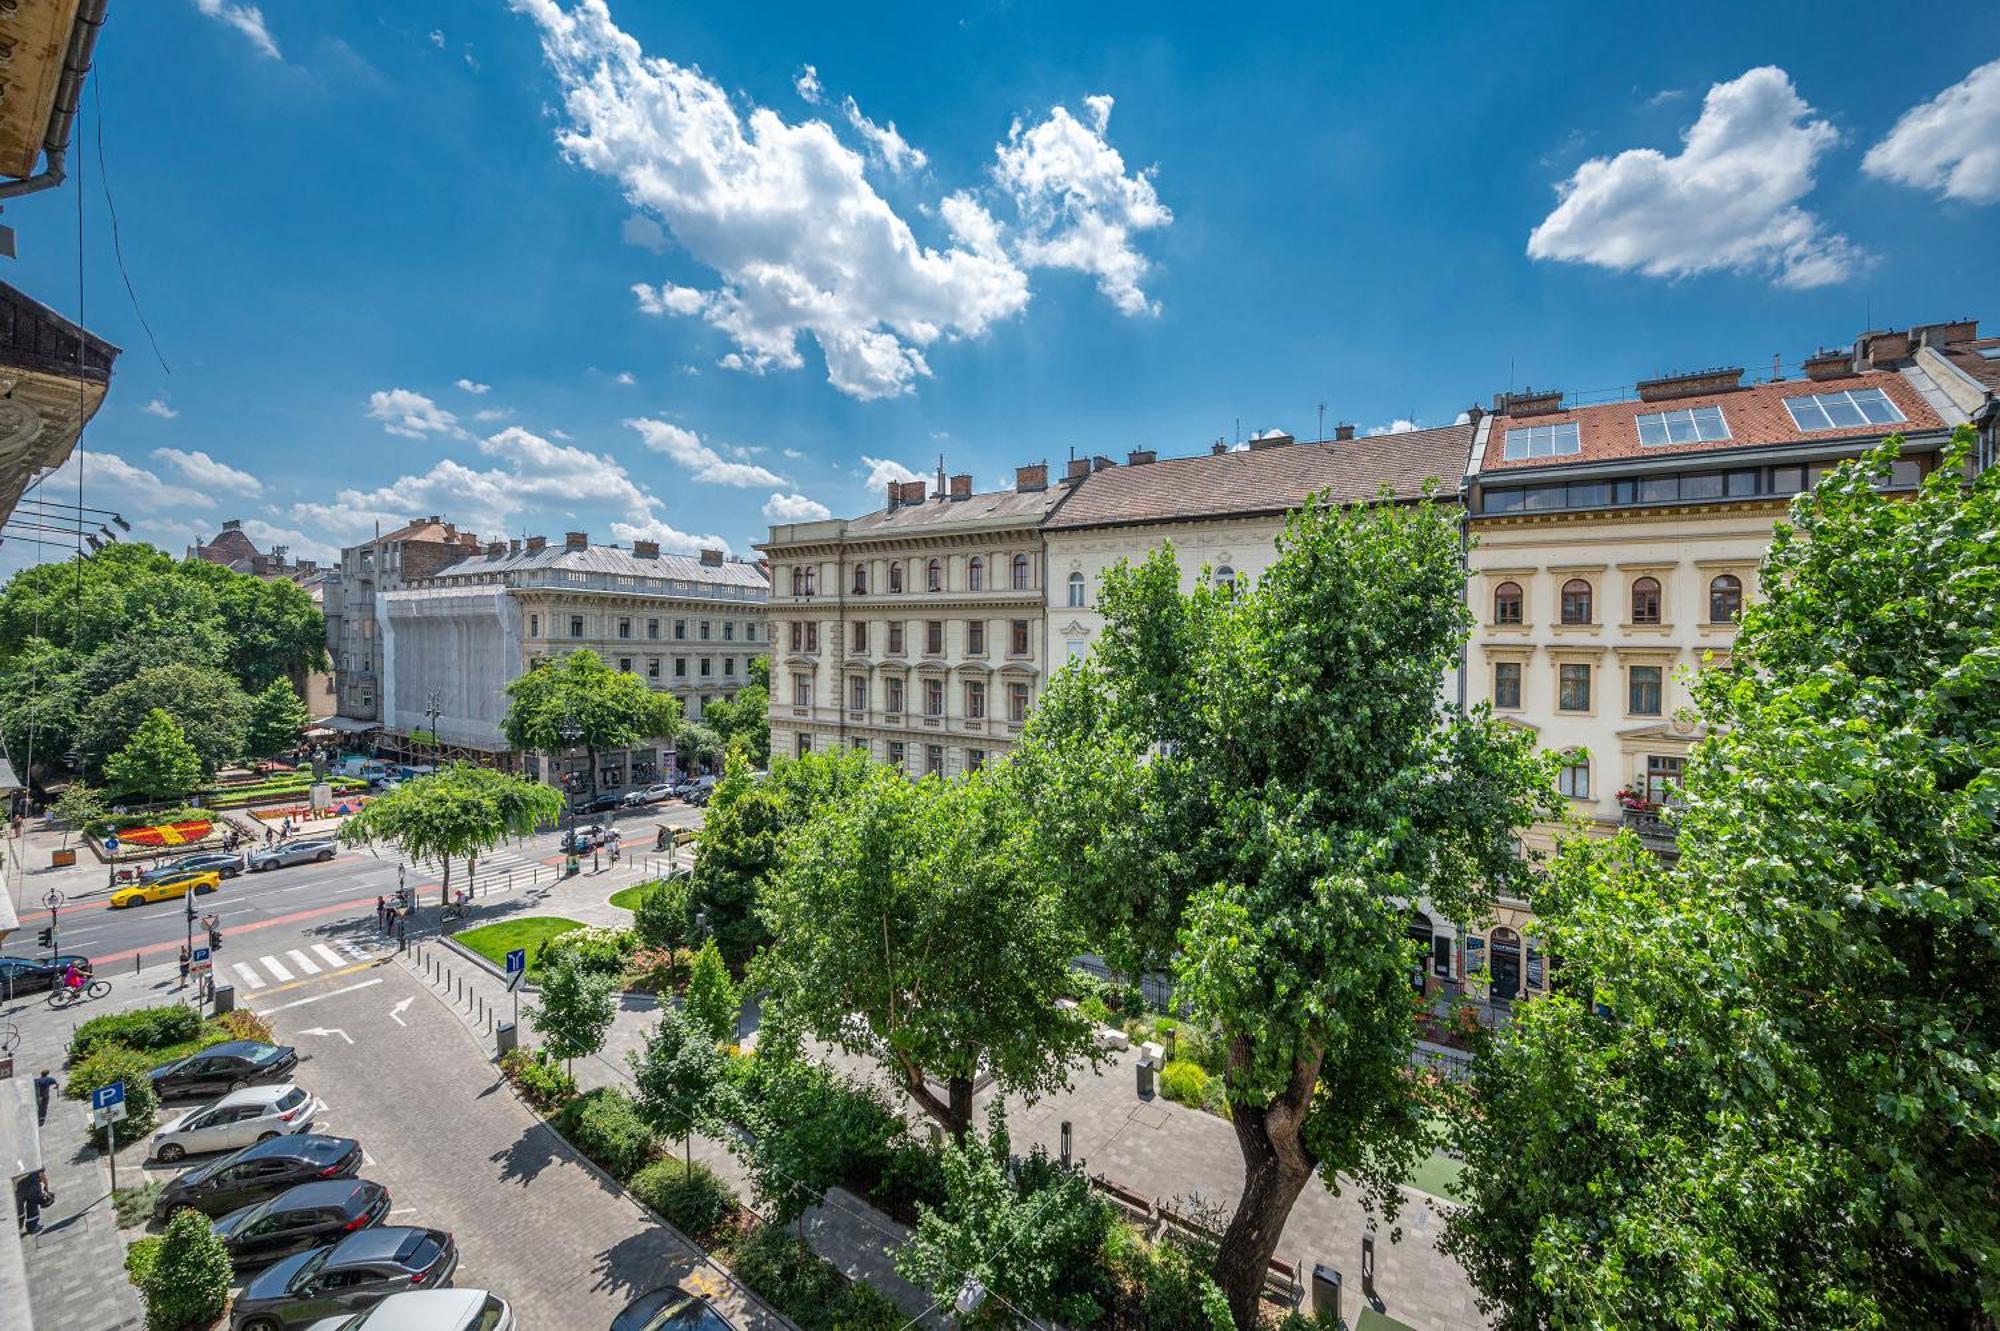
[1620,805,1678,848]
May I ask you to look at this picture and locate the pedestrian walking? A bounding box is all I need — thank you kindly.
[32,1069,56,1125]
[178,945,190,989]
[281,816,294,839]
[398,862,406,895]
[394,913,407,950]
[265,827,275,847]
[375,895,387,934]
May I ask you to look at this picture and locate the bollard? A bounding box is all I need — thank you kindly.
[1311,1266,1342,1322]
[1362,1226,1376,1300]
[1060,1120,1073,1168]
[1137,1061,1155,1098]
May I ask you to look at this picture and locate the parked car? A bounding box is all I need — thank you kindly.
[232,1226,459,1331]
[636,783,676,804]
[150,1041,299,1100]
[111,868,221,909]
[144,851,246,883]
[249,839,339,871]
[0,954,92,997]
[572,792,623,816]
[612,1287,737,1331]
[561,824,612,853]
[213,1178,392,1270]
[152,1133,362,1221]
[685,787,712,809]
[300,1289,512,1331]
[152,1084,324,1162]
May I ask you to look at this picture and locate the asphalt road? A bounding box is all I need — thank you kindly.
[0,799,704,975]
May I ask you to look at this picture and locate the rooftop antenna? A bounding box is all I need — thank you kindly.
[1772,352,1781,383]
[1234,416,1241,446]
[936,454,946,495]
[1317,402,1326,442]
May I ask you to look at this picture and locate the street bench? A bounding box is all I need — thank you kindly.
[1088,1173,1155,1229]
[1154,1201,1301,1307]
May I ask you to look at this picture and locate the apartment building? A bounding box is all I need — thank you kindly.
[379,532,769,787]
[325,516,483,725]
[760,468,1064,777]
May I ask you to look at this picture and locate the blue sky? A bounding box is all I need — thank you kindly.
[5,0,1997,573]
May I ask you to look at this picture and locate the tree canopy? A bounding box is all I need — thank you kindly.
[1012,492,1559,1326]
[337,762,563,905]
[629,1000,732,1169]
[244,678,313,761]
[104,709,205,804]
[500,649,681,794]
[77,663,250,780]
[758,759,1098,1142]
[700,685,769,768]
[529,954,618,1074]
[1445,430,2000,1331]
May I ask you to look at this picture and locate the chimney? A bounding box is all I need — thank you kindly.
[1248,431,1294,451]
[1211,441,1228,455]
[509,538,521,555]
[949,473,973,500]
[444,524,457,540]
[1803,348,1854,381]
[525,535,547,553]
[1015,463,1048,492]
[1494,387,1564,417]
[1091,455,1117,472]
[428,515,442,525]
[221,519,241,531]
[1637,367,1745,402]
[486,540,505,557]
[632,540,660,559]
[1466,405,1485,428]
[1126,448,1157,466]
[296,558,316,572]
[1859,329,1913,368]
[899,480,927,504]
[1912,318,1977,348]
[564,531,588,552]
[699,548,724,566]
[885,482,901,511]
[1065,457,1091,482]
[1333,424,1356,442]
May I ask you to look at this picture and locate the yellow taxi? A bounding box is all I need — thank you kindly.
[110,869,221,910]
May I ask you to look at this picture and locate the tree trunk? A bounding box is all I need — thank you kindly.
[440,856,451,911]
[1214,1040,1323,1330]
[897,1061,978,1143]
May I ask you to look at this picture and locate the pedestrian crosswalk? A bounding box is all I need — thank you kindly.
[227,938,378,991]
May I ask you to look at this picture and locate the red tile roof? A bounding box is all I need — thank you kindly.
[1477,368,1947,474]
[1938,337,2000,394]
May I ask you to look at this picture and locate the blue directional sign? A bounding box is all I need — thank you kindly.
[90,1081,125,1112]
[504,949,526,976]
[103,835,119,852]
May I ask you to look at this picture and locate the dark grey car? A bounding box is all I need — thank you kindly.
[229,1223,453,1328]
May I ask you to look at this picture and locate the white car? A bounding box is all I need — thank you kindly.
[151,1083,323,1162]
[305,1289,514,1331]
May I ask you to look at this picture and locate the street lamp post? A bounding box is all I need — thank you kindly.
[557,714,583,835]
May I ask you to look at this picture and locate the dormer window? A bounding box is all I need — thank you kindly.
[1636,406,1729,446]
[1783,387,1902,432]
[1502,421,1581,461]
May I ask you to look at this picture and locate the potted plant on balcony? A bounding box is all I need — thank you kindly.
[1614,785,1654,812]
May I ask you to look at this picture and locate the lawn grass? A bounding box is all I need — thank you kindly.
[455,917,586,980]
[608,883,652,912]
[1405,1149,1467,1202]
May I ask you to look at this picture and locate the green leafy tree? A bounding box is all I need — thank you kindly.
[1446,430,2000,1331]
[337,762,563,907]
[700,685,770,768]
[1012,493,1560,1326]
[500,648,682,798]
[629,1000,732,1170]
[104,709,205,804]
[682,938,739,1046]
[676,721,724,774]
[244,677,313,760]
[758,761,1098,1143]
[746,653,770,690]
[529,954,619,1076]
[142,1205,233,1331]
[631,877,692,950]
[177,558,329,689]
[79,662,250,777]
[0,637,82,780]
[49,780,104,848]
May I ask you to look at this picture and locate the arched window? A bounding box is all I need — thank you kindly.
[1557,750,1590,798]
[1494,581,1523,624]
[803,567,816,595]
[1216,565,1237,596]
[852,564,868,594]
[1630,576,1661,625]
[1709,574,1743,624]
[1012,554,1031,590]
[926,559,942,592]
[888,563,904,593]
[1066,571,1086,607]
[1560,578,1593,625]
[968,557,985,591]
[789,567,803,595]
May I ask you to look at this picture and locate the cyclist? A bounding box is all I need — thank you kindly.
[59,962,84,996]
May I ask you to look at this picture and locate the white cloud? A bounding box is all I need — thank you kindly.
[621,213,671,252]
[608,514,730,556]
[782,447,806,460]
[192,0,281,60]
[794,64,822,104]
[366,388,466,440]
[762,492,832,522]
[39,448,210,513]
[843,96,927,173]
[1527,67,1860,290]
[627,418,786,487]
[142,398,179,419]
[1365,419,1419,436]
[516,0,1030,400]
[151,448,264,496]
[993,94,1172,316]
[453,378,491,395]
[430,29,446,48]
[236,519,339,564]
[1863,59,2000,205]
[631,281,710,316]
[614,370,637,386]
[860,455,919,491]
[472,407,513,423]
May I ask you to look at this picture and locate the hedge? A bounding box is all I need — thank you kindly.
[63,1045,160,1145]
[142,1207,233,1331]
[552,1087,657,1181]
[68,1004,203,1061]
[631,1157,738,1248]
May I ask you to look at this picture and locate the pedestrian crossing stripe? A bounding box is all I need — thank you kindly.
[228,940,381,991]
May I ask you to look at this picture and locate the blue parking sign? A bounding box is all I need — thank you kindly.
[90,1081,125,1112]
[504,949,526,976]
[103,835,119,852]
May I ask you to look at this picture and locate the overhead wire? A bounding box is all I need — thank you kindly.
[91,74,168,375]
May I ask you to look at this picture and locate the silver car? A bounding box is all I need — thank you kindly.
[304,1289,512,1331]
[248,838,339,871]
[152,1083,323,1162]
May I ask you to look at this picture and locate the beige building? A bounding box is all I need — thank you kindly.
[380,532,769,787]
[326,517,484,725]
[760,468,1064,776]
[1459,327,1975,1000]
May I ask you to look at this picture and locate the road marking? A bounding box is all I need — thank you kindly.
[261,955,295,983]
[389,997,413,1027]
[86,892,388,968]
[311,944,346,969]
[286,949,321,975]
[299,1026,353,1044]
[232,963,267,991]
[256,977,382,1013]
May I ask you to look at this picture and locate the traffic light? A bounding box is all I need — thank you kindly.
[36,927,53,948]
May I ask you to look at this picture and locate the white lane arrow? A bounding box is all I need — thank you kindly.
[299,1026,354,1045]
[389,997,413,1028]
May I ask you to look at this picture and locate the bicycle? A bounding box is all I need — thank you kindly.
[47,978,110,1009]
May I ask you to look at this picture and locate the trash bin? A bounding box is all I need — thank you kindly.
[211,984,236,1015]
[1311,1264,1341,1322]
[1136,1061,1155,1098]
[495,1021,519,1058]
